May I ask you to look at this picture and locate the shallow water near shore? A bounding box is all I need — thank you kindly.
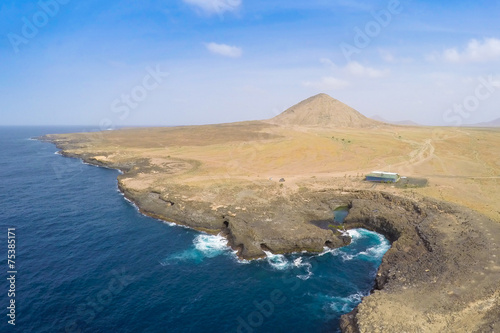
[1,127,390,333]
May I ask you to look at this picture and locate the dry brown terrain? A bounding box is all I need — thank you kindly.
[46,99,500,221]
[41,94,500,332]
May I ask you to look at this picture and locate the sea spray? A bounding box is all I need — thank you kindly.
[160,233,234,265]
[294,257,313,280]
[263,251,290,270]
[325,292,367,313]
[193,234,229,258]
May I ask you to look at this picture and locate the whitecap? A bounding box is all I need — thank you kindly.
[293,257,303,267]
[263,251,290,270]
[161,221,178,227]
[160,233,232,265]
[159,219,191,230]
[327,292,367,313]
[234,256,251,264]
[316,246,340,257]
[351,229,391,261]
[193,234,229,258]
[316,229,390,262]
[294,257,313,280]
[121,195,141,211]
[340,253,355,261]
[346,229,362,239]
[358,241,391,261]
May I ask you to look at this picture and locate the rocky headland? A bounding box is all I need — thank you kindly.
[39,93,500,332]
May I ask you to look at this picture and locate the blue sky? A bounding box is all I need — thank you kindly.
[1,0,500,127]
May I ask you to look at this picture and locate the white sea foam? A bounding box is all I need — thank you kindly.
[161,221,178,227]
[293,257,303,267]
[263,251,290,270]
[294,257,313,280]
[355,229,391,261]
[328,292,366,313]
[234,256,251,264]
[121,195,141,211]
[346,229,362,240]
[193,234,229,258]
[358,242,391,260]
[316,229,390,262]
[317,247,339,257]
[340,253,355,261]
[160,233,232,265]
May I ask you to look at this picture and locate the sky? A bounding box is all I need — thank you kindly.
[1,0,500,127]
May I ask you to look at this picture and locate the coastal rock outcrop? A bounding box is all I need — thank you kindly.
[38,100,500,332]
[340,192,500,332]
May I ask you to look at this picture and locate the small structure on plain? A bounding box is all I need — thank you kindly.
[365,171,400,183]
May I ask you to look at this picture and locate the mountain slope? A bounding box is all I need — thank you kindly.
[268,93,381,128]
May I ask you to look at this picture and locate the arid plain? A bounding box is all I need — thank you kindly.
[48,94,499,221]
[43,94,500,332]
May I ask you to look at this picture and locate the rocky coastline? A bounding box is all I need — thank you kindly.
[40,134,500,332]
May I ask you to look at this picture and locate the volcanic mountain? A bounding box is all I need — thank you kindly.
[268,93,381,128]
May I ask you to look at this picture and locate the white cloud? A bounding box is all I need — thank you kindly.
[303,76,350,90]
[183,0,241,15]
[344,61,389,78]
[205,42,242,58]
[378,50,414,64]
[432,38,500,63]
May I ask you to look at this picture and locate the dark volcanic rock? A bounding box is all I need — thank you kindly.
[41,134,500,332]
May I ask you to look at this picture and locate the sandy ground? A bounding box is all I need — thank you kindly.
[46,122,500,221]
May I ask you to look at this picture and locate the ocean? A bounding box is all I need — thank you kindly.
[0,127,390,333]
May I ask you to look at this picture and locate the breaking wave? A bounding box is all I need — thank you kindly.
[194,234,230,258]
[325,292,367,313]
[320,228,390,262]
[264,251,290,270]
[294,257,313,280]
[160,233,233,265]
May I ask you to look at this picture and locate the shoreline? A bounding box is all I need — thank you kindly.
[38,133,500,332]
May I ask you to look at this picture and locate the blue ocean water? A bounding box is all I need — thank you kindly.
[0,127,390,333]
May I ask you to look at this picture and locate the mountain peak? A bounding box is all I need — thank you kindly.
[268,93,380,128]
